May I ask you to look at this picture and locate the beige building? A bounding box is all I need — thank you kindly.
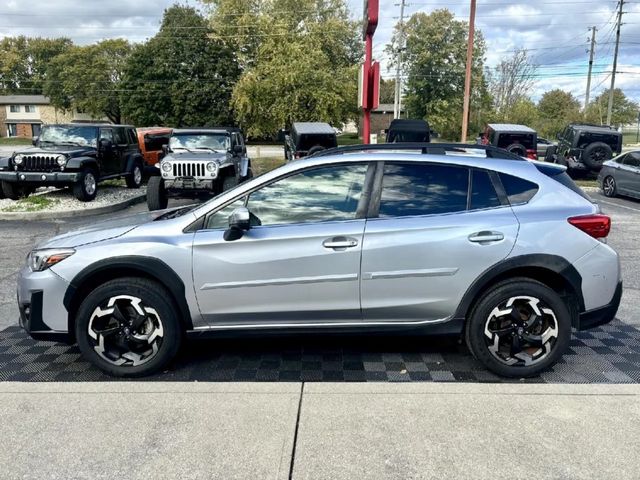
[0,95,104,138]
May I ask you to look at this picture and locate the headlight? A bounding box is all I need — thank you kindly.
[206,162,217,172]
[27,248,75,272]
[56,154,67,166]
[13,154,23,165]
[161,162,172,172]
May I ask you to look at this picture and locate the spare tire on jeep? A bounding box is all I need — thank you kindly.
[544,145,557,163]
[505,143,526,157]
[582,142,612,170]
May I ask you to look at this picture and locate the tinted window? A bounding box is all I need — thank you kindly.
[113,128,127,145]
[470,169,501,210]
[497,133,535,149]
[614,154,627,164]
[99,128,114,143]
[499,173,538,204]
[128,128,138,145]
[624,153,640,168]
[247,164,367,226]
[379,163,469,217]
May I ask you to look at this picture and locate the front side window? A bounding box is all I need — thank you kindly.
[39,125,98,146]
[99,128,114,143]
[205,197,247,230]
[170,133,230,152]
[246,164,368,226]
[379,163,469,218]
[113,128,127,145]
[625,153,640,168]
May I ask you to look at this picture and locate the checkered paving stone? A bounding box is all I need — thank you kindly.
[1,320,640,382]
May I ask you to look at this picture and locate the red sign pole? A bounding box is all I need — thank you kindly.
[362,0,378,145]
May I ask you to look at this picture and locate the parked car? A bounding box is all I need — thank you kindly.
[386,118,431,143]
[137,127,172,172]
[284,122,337,161]
[536,137,555,158]
[479,123,537,159]
[0,124,144,201]
[147,128,252,211]
[18,143,621,378]
[598,150,640,199]
[546,124,622,174]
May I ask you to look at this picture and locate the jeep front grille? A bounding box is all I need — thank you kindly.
[20,156,61,172]
[172,162,206,178]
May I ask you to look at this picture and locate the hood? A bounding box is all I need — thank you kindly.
[165,150,227,162]
[14,145,96,158]
[36,208,183,249]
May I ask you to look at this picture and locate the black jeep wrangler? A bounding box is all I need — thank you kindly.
[147,128,252,211]
[0,124,144,202]
[479,123,538,160]
[386,119,431,143]
[283,122,338,161]
[546,124,622,174]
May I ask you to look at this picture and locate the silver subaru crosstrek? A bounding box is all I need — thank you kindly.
[17,144,622,377]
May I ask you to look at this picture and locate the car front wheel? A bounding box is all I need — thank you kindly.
[465,278,571,377]
[126,162,143,189]
[73,168,98,202]
[75,277,182,377]
[147,175,168,210]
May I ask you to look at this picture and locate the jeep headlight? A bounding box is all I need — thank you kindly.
[13,154,23,165]
[56,154,67,166]
[161,161,172,172]
[206,162,218,175]
[27,248,75,272]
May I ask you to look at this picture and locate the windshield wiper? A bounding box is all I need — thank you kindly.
[57,141,84,147]
[154,205,196,220]
[193,146,218,152]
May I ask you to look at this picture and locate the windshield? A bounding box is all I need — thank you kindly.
[170,133,230,152]
[38,125,98,147]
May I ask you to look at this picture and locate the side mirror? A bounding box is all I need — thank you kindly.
[161,145,169,154]
[32,136,38,146]
[99,138,113,150]
[233,144,243,154]
[556,133,562,141]
[223,207,251,241]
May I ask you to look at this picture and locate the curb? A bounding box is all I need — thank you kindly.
[0,193,146,221]
[581,186,599,193]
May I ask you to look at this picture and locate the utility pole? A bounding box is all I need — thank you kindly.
[393,0,406,119]
[606,0,623,125]
[584,26,597,113]
[461,0,477,143]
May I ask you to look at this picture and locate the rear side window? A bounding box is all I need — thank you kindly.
[498,173,539,204]
[470,170,501,210]
[379,163,468,217]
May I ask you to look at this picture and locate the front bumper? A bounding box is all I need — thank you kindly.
[163,177,216,191]
[17,265,73,343]
[0,170,80,184]
[577,281,623,330]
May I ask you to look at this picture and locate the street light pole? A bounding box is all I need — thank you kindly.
[393,0,406,119]
[606,0,624,125]
[461,0,477,143]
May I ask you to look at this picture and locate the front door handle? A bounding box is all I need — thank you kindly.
[468,231,504,243]
[323,236,359,250]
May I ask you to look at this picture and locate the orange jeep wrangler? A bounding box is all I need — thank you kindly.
[137,127,172,172]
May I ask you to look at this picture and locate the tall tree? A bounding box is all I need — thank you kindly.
[44,39,131,123]
[385,9,489,140]
[120,5,240,127]
[379,78,396,105]
[584,88,639,126]
[537,89,581,138]
[487,48,537,116]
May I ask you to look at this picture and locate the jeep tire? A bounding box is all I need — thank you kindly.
[73,168,98,202]
[147,175,168,211]
[1,181,32,200]
[505,143,526,157]
[544,145,557,163]
[126,162,143,189]
[582,142,612,170]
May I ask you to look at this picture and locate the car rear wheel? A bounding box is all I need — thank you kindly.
[1,181,32,200]
[603,175,617,197]
[75,277,182,377]
[465,278,571,378]
[125,162,143,189]
[147,175,168,210]
[73,169,98,202]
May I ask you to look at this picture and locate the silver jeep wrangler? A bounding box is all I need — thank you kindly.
[147,128,252,210]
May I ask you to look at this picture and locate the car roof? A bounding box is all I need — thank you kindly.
[46,123,135,128]
[172,128,239,135]
[292,122,335,135]
[488,123,536,133]
[569,124,620,134]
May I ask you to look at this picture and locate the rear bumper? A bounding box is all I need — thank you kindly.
[0,170,79,184]
[577,281,622,330]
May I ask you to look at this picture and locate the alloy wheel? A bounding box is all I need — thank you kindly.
[483,296,559,367]
[134,166,142,185]
[603,176,615,196]
[85,173,97,195]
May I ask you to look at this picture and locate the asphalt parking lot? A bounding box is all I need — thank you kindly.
[1,189,639,384]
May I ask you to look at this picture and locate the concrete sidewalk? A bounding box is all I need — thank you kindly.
[1,383,639,480]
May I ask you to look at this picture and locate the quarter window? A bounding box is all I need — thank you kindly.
[499,173,539,204]
[246,164,368,226]
[379,163,468,217]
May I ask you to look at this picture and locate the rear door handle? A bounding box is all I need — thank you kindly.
[468,231,504,243]
[323,236,359,250]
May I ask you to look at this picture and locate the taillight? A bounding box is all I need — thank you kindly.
[568,214,611,239]
[526,149,537,160]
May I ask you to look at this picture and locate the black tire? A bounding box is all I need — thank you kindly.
[147,175,168,211]
[602,175,617,198]
[125,162,143,189]
[0,183,4,199]
[73,168,98,202]
[544,145,557,163]
[465,278,571,378]
[307,145,326,156]
[505,143,526,157]
[1,181,31,200]
[582,142,612,170]
[75,277,182,377]
[222,172,238,192]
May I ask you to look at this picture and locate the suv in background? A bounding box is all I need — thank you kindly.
[479,123,537,160]
[147,128,252,210]
[137,127,172,173]
[546,124,622,174]
[386,119,431,143]
[284,122,337,161]
[0,124,144,201]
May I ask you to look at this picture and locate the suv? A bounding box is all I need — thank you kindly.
[284,122,337,161]
[386,119,431,143]
[17,143,621,378]
[137,127,172,172]
[0,124,144,201]
[147,128,252,211]
[547,124,623,174]
[479,124,537,159]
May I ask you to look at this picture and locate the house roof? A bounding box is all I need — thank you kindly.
[0,95,50,105]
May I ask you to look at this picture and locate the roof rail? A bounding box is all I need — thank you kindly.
[310,142,525,160]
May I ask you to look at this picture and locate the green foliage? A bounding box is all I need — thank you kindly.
[44,39,132,123]
[379,78,396,105]
[120,6,239,127]
[584,88,639,127]
[386,9,489,140]
[536,89,582,138]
